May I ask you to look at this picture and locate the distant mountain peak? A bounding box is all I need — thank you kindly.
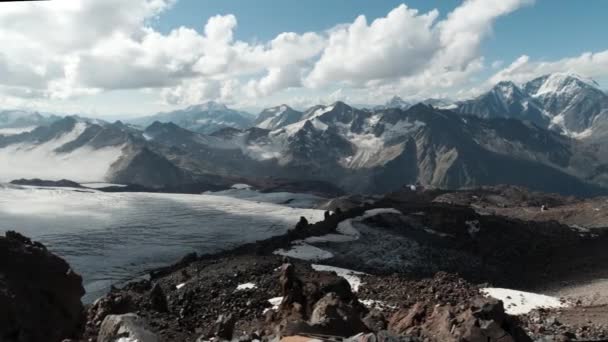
[375,96,411,110]
[186,101,229,112]
[529,72,601,97]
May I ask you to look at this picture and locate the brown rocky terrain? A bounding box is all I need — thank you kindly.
[3,185,608,341]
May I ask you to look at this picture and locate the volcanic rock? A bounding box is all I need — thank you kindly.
[0,231,85,342]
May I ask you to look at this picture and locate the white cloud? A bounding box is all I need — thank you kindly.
[305,5,440,87]
[490,51,608,85]
[1,0,603,115]
[434,0,535,70]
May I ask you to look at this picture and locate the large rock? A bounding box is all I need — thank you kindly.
[97,313,159,342]
[388,298,532,342]
[275,263,369,338]
[0,231,85,342]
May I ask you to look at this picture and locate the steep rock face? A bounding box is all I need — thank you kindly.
[457,81,547,127]
[109,146,192,188]
[0,231,85,342]
[255,105,304,130]
[524,73,608,133]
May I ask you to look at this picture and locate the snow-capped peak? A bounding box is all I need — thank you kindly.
[529,73,601,97]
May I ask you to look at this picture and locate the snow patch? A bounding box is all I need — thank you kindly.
[266,296,283,312]
[231,183,252,190]
[273,242,334,261]
[481,288,568,315]
[236,282,257,291]
[176,283,186,290]
[360,299,397,311]
[311,264,366,292]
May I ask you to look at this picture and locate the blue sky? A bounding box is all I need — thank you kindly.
[154,0,608,70]
[0,0,607,117]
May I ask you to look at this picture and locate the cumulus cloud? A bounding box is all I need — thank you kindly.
[305,5,439,87]
[1,0,604,112]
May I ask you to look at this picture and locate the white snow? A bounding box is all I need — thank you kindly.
[257,117,275,129]
[267,296,283,312]
[362,208,402,217]
[176,283,186,290]
[336,208,402,238]
[342,119,425,169]
[336,218,361,238]
[533,72,598,96]
[231,183,252,190]
[303,105,335,121]
[279,118,328,137]
[311,264,366,292]
[275,208,402,262]
[142,133,153,141]
[273,242,334,261]
[206,188,323,208]
[481,288,568,315]
[571,127,594,139]
[0,185,326,225]
[360,299,397,311]
[0,126,37,136]
[236,283,257,291]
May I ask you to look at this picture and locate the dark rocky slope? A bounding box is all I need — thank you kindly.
[0,231,85,342]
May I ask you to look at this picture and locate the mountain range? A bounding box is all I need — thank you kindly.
[127,101,255,134]
[1,73,607,196]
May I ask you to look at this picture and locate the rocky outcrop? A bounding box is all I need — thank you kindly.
[388,299,531,342]
[97,313,159,342]
[0,231,85,342]
[9,178,83,188]
[273,263,369,338]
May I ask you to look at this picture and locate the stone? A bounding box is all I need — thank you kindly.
[97,313,159,342]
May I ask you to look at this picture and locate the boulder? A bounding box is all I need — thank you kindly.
[0,231,85,342]
[97,313,159,342]
[388,299,532,342]
[306,292,369,337]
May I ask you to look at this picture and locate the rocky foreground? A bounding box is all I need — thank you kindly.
[2,186,608,341]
